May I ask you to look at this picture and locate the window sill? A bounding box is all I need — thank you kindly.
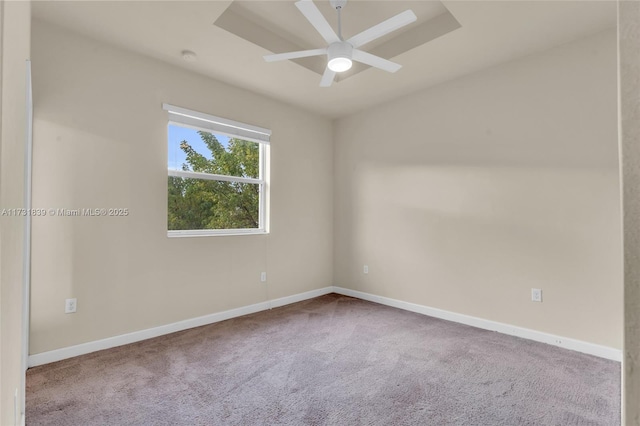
[167,229,268,238]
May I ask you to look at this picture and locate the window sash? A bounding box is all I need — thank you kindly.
[168,169,263,185]
[167,174,265,236]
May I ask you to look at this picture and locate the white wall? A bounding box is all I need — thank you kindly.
[333,29,622,349]
[0,1,30,424]
[29,20,333,355]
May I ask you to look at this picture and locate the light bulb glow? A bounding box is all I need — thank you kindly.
[328,57,352,72]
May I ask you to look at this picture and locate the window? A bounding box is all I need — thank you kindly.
[163,104,269,237]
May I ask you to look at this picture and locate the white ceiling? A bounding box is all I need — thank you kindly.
[32,1,617,119]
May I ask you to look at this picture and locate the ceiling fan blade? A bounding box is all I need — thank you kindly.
[264,48,327,62]
[295,0,340,45]
[320,67,336,87]
[352,49,402,73]
[347,10,417,49]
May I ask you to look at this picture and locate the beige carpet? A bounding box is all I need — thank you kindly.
[26,294,620,425]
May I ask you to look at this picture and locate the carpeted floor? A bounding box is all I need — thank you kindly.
[26,294,620,425]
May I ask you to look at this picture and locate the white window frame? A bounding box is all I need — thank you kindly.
[163,103,270,237]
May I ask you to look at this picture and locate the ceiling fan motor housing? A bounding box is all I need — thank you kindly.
[327,41,353,72]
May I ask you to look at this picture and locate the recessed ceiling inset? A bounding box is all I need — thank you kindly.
[214,0,461,85]
[263,0,417,87]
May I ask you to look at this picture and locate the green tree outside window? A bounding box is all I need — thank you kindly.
[168,131,260,231]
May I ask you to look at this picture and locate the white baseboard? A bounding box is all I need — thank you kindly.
[28,286,334,367]
[29,285,621,367]
[332,286,621,362]
[268,287,333,309]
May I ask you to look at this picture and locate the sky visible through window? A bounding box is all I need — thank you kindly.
[168,124,230,171]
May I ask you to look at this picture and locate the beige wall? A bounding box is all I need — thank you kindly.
[23,3,633,422]
[334,29,622,349]
[0,1,30,424]
[30,9,623,362]
[619,1,640,423]
[29,20,333,354]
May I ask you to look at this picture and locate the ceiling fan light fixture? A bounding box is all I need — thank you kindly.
[327,41,353,73]
[328,57,352,72]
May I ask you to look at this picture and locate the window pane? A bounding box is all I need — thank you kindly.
[168,177,260,230]
[168,124,259,179]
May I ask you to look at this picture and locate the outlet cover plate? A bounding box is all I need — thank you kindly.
[531,288,542,302]
[65,298,77,313]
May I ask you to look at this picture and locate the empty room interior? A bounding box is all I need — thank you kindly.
[2,0,640,425]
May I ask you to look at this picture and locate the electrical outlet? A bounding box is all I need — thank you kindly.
[65,298,77,313]
[531,288,542,302]
[260,272,267,282]
[363,265,369,274]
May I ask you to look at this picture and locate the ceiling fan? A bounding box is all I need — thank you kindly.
[263,0,417,87]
